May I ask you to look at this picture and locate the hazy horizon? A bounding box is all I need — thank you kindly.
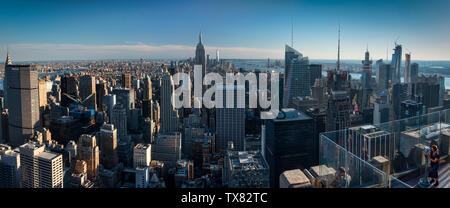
[4,57,450,64]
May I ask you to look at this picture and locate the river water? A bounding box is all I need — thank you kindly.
[0,69,87,90]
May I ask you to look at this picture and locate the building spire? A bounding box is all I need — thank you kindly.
[5,48,12,65]
[199,29,203,44]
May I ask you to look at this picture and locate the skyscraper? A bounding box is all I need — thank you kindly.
[60,75,79,107]
[151,133,182,168]
[326,90,351,131]
[391,44,402,84]
[361,49,373,89]
[143,117,155,144]
[135,166,150,188]
[373,91,390,124]
[413,75,443,109]
[38,78,47,108]
[361,49,373,110]
[194,30,206,80]
[143,75,152,100]
[79,75,96,110]
[96,80,108,111]
[0,144,21,188]
[391,83,409,120]
[283,45,310,108]
[216,48,220,64]
[19,142,63,188]
[410,63,419,84]
[3,52,12,109]
[77,134,100,181]
[110,104,128,141]
[400,99,424,119]
[404,53,415,94]
[183,125,206,159]
[122,73,131,89]
[103,94,116,122]
[99,124,119,169]
[309,64,322,88]
[113,88,135,129]
[215,85,246,152]
[142,99,153,119]
[404,53,411,83]
[133,143,151,168]
[377,63,391,90]
[160,70,179,133]
[311,79,325,106]
[5,64,40,147]
[262,108,315,188]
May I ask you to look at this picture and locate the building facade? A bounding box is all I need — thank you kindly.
[77,134,100,180]
[5,64,40,147]
[263,108,315,188]
[19,142,63,188]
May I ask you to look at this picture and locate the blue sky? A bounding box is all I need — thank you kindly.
[1,0,450,61]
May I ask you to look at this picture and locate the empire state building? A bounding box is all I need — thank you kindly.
[194,31,206,78]
[194,30,209,128]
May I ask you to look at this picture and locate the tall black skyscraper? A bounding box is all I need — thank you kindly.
[5,62,40,147]
[309,64,322,88]
[263,108,315,188]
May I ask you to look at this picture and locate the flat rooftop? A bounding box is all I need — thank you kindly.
[38,151,60,161]
[402,123,450,139]
[21,142,43,150]
[261,108,312,122]
[281,169,310,185]
[134,143,150,150]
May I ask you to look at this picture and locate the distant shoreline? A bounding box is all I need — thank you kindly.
[3,58,450,64]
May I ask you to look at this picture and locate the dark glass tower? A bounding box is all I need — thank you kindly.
[5,64,40,147]
[391,44,402,84]
[263,109,315,188]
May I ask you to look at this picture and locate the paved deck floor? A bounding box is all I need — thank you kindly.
[405,162,449,188]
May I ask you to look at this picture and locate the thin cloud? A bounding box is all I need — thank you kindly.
[3,43,283,61]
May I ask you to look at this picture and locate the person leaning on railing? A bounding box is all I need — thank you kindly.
[428,145,440,187]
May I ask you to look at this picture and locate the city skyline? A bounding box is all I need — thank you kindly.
[1,0,449,192]
[1,0,450,61]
